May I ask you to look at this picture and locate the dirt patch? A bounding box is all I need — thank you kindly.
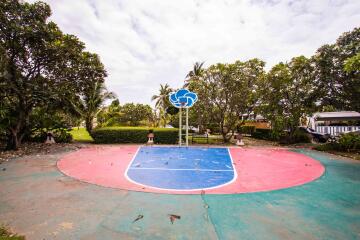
[0,142,89,164]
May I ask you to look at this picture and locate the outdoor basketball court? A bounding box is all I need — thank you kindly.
[1,145,359,239]
[57,146,325,194]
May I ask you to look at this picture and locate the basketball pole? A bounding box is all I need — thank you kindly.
[186,107,189,147]
[179,107,182,146]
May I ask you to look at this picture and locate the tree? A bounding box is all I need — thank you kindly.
[344,52,360,73]
[119,103,153,126]
[313,27,360,111]
[259,56,316,137]
[0,0,106,149]
[151,83,173,127]
[72,80,114,132]
[184,61,204,87]
[192,59,265,142]
[66,51,112,133]
[97,99,121,126]
[97,101,153,127]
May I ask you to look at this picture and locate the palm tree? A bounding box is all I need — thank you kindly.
[73,81,115,132]
[151,83,173,127]
[184,61,205,87]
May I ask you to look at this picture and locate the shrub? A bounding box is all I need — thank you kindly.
[315,132,360,152]
[206,123,221,134]
[29,128,72,143]
[338,132,360,151]
[91,127,181,144]
[314,143,341,152]
[279,129,311,144]
[252,128,274,140]
[53,128,73,143]
[238,125,256,135]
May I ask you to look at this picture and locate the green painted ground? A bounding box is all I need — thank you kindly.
[0,148,359,239]
[203,149,360,240]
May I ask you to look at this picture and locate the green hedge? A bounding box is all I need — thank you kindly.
[279,129,311,144]
[251,128,311,143]
[252,128,274,140]
[238,126,256,135]
[91,127,181,144]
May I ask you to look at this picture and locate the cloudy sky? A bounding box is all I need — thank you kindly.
[33,0,360,105]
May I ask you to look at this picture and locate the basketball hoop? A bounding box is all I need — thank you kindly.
[179,97,187,107]
[168,89,198,147]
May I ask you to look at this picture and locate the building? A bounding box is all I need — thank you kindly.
[308,111,360,136]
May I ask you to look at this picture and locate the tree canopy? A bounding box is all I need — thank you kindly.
[0,0,110,149]
[258,56,316,136]
[189,59,265,142]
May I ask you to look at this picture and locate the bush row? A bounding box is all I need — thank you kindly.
[315,132,360,152]
[251,128,275,140]
[91,127,181,144]
[238,126,256,135]
[251,128,311,144]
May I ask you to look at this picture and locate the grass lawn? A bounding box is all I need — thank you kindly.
[70,128,94,143]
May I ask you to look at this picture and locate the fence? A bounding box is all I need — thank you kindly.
[315,126,360,136]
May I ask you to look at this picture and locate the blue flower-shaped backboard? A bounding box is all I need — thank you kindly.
[169,89,198,108]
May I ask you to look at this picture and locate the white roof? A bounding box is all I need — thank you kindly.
[313,111,360,121]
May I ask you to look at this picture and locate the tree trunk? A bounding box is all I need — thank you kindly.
[6,113,27,150]
[85,118,93,133]
[220,123,229,143]
[6,129,21,150]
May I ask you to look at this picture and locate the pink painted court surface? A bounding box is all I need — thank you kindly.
[57,146,325,194]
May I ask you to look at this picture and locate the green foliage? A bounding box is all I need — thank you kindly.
[97,99,121,126]
[238,126,256,135]
[189,59,266,142]
[29,107,73,131]
[184,61,205,87]
[252,128,310,144]
[344,52,360,73]
[0,0,106,149]
[312,27,360,111]
[252,128,275,140]
[314,143,339,152]
[292,130,311,143]
[100,102,153,127]
[258,56,315,136]
[91,127,180,144]
[338,133,360,151]
[279,129,311,144]
[151,84,173,127]
[118,103,152,126]
[30,128,72,143]
[315,133,360,152]
[63,52,113,133]
[53,129,73,143]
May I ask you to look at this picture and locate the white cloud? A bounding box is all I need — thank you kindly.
[30,0,360,105]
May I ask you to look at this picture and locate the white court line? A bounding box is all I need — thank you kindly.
[129,167,233,172]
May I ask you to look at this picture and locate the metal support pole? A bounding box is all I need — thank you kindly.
[179,107,182,146]
[186,107,189,146]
